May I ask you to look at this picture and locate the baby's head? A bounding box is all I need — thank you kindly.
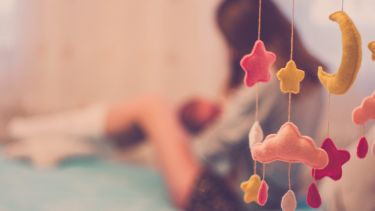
[179,98,221,134]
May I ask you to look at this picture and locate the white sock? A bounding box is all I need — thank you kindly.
[7,104,108,140]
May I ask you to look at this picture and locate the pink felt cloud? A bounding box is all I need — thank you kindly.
[313,138,350,181]
[352,91,375,125]
[251,122,328,169]
[240,40,276,87]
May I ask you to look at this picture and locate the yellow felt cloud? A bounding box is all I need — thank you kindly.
[369,41,375,61]
[240,174,261,204]
[276,60,305,94]
[317,11,362,95]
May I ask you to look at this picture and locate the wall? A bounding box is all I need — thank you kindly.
[2,0,228,113]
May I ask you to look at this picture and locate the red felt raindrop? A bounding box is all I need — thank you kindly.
[357,136,368,159]
[307,183,322,208]
[257,180,269,206]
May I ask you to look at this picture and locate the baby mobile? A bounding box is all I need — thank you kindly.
[352,41,375,155]
[240,0,366,210]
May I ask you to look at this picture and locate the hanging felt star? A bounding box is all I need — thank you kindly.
[240,40,276,87]
[240,174,261,204]
[313,138,350,181]
[276,60,305,94]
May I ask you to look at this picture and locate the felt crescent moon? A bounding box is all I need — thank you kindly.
[369,41,375,60]
[317,11,362,95]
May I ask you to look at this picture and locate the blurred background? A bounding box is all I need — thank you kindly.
[0,0,374,211]
[0,0,374,113]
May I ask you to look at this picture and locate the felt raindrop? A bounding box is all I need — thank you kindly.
[357,136,369,159]
[306,183,322,208]
[248,121,264,149]
[257,180,269,206]
[281,190,297,211]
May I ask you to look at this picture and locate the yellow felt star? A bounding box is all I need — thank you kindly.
[240,174,261,204]
[276,60,305,94]
[369,41,375,61]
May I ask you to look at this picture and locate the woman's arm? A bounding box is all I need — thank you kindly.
[134,97,202,208]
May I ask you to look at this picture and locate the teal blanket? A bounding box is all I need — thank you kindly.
[0,157,174,211]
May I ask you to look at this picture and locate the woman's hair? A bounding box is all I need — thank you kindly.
[217,0,324,91]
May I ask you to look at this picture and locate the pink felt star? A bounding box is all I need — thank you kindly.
[240,40,276,87]
[313,138,350,181]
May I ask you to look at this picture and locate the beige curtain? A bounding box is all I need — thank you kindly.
[3,0,228,113]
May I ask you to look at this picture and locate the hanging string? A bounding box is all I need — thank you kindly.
[287,0,295,123]
[288,163,292,190]
[262,164,266,179]
[253,0,263,176]
[254,0,262,122]
[341,0,345,11]
[290,0,295,60]
[257,0,262,40]
[312,168,316,180]
[253,160,257,175]
[312,168,317,184]
[327,93,332,137]
[288,93,292,122]
[287,0,295,191]
[255,84,259,121]
[361,124,366,137]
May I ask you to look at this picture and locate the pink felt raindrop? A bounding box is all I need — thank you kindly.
[257,180,269,206]
[281,190,297,211]
[357,136,368,159]
[306,183,322,208]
